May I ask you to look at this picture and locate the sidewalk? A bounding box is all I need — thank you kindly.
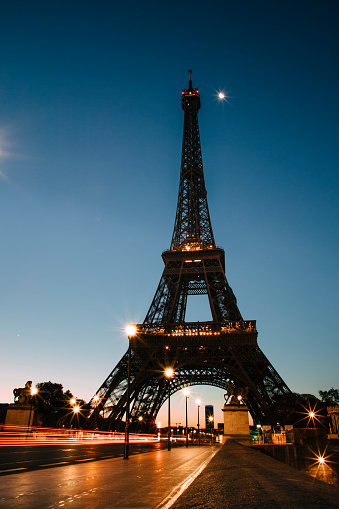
[171,440,339,509]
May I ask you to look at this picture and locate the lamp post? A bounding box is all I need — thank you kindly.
[69,398,77,430]
[208,415,214,443]
[124,325,137,460]
[93,394,100,430]
[73,404,80,429]
[165,368,174,451]
[196,399,201,446]
[27,386,38,436]
[183,387,189,447]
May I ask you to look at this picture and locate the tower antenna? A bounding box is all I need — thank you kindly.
[188,69,192,89]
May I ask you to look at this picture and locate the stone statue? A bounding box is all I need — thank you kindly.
[13,381,33,404]
[224,380,249,405]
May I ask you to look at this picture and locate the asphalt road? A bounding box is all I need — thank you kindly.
[0,444,220,509]
[0,442,168,475]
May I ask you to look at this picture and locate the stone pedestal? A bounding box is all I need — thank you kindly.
[5,404,34,429]
[222,404,252,446]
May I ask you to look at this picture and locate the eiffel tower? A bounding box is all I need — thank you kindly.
[91,72,291,426]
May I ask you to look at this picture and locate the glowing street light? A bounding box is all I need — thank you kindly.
[183,387,189,448]
[218,92,225,99]
[165,368,174,378]
[196,399,201,446]
[208,415,214,443]
[72,404,80,429]
[28,385,38,432]
[31,387,38,396]
[93,394,100,430]
[126,325,137,337]
[165,368,174,451]
[124,324,137,460]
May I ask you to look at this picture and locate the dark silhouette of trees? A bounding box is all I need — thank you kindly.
[319,388,339,406]
[33,381,89,428]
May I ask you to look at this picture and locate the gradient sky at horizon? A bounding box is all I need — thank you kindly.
[1,0,338,426]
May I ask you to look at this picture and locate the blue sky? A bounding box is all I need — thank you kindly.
[1,0,338,426]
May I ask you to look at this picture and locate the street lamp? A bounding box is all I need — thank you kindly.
[93,394,100,430]
[73,404,80,428]
[27,386,38,434]
[183,387,189,447]
[124,324,137,459]
[196,399,201,446]
[208,415,214,443]
[165,368,174,451]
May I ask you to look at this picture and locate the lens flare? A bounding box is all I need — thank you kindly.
[126,325,137,336]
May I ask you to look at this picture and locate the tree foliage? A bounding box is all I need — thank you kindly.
[33,381,89,428]
[265,391,328,427]
[319,388,339,406]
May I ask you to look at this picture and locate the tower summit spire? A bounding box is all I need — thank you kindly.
[171,71,214,250]
[188,69,193,90]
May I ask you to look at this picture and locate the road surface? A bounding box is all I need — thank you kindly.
[0,442,165,475]
[0,444,220,508]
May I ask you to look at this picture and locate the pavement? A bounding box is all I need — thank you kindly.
[171,440,339,509]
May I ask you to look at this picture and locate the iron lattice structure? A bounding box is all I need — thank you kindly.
[91,73,291,426]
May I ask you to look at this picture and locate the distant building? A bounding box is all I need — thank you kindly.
[205,405,214,429]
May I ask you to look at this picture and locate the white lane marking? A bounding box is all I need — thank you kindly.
[155,448,219,509]
[40,461,68,467]
[0,467,27,473]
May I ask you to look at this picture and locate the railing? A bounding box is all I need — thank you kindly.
[138,321,256,336]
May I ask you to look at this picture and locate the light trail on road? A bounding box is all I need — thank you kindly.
[0,425,158,446]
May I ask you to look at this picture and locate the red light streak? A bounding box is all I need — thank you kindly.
[0,425,158,446]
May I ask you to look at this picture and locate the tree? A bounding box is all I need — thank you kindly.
[319,388,339,406]
[33,381,89,428]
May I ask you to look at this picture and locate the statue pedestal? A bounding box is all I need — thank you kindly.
[5,404,34,429]
[222,404,252,446]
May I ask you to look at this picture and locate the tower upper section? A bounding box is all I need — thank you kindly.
[171,72,215,251]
